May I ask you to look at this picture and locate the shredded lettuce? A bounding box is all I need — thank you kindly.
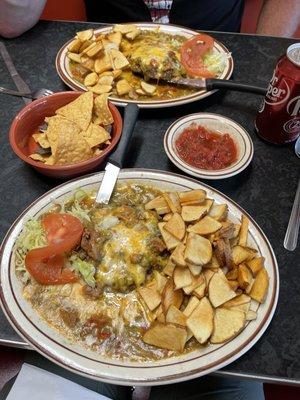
[70,255,96,287]
[63,189,91,223]
[203,51,229,76]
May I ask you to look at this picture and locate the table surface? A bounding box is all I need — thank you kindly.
[0,20,299,385]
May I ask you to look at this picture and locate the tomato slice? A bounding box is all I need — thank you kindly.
[42,213,84,253]
[25,247,77,285]
[181,34,215,78]
[25,213,83,285]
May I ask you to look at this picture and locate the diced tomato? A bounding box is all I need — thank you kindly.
[181,33,215,78]
[25,213,83,285]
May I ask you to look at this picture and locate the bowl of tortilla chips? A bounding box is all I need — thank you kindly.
[9,91,122,178]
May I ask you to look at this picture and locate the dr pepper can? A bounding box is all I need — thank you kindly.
[255,43,300,144]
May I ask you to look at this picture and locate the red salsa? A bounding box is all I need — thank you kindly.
[175,124,237,170]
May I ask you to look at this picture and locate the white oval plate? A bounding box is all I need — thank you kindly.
[0,169,278,386]
[164,113,254,179]
[56,23,234,108]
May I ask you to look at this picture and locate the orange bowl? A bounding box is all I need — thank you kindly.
[9,91,122,178]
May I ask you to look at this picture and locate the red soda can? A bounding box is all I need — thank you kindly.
[255,43,300,144]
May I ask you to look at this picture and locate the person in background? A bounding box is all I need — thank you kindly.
[0,0,299,38]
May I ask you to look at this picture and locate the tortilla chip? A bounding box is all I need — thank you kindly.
[82,123,110,148]
[29,153,54,165]
[55,92,93,131]
[53,130,92,165]
[32,133,50,149]
[93,94,113,125]
[45,116,81,155]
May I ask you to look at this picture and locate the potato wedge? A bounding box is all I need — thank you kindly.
[238,215,249,246]
[208,271,236,307]
[209,204,228,221]
[164,213,186,241]
[226,267,238,280]
[94,54,112,74]
[193,281,206,299]
[110,49,129,69]
[67,52,82,63]
[203,269,215,286]
[187,215,222,235]
[178,190,206,205]
[246,257,265,276]
[174,267,192,290]
[166,305,187,326]
[249,268,269,303]
[211,308,246,344]
[138,286,161,311]
[181,205,207,223]
[187,262,202,276]
[143,323,187,352]
[88,84,112,94]
[223,294,251,308]
[183,296,200,317]
[228,280,239,291]
[185,233,212,266]
[86,42,103,58]
[158,222,180,250]
[153,271,167,294]
[141,81,156,95]
[68,38,82,53]
[126,28,140,40]
[76,29,93,41]
[157,312,166,323]
[114,24,137,34]
[237,264,253,289]
[170,243,187,268]
[187,297,214,344]
[107,31,122,46]
[162,279,183,314]
[156,206,171,215]
[84,72,99,87]
[163,192,181,213]
[98,75,114,86]
[232,245,256,265]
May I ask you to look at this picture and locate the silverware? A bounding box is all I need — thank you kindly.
[167,77,267,95]
[284,178,300,251]
[96,103,139,204]
[0,86,54,99]
[295,136,300,158]
[0,41,32,105]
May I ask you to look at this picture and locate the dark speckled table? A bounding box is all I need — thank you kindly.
[0,21,299,385]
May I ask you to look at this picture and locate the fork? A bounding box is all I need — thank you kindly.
[0,86,54,99]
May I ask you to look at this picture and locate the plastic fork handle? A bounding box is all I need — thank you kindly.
[206,79,267,95]
[108,103,139,168]
[284,178,300,251]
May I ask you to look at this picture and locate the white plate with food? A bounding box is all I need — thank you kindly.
[56,23,233,108]
[0,169,278,385]
[164,113,254,179]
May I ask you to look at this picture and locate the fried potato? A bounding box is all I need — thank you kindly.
[157,312,166,323]
[158,222,180,250]
[226,267,238,280]
[126,28,140,40]
[246,310,257,321]
[184,233,212,266]
[145,196,167,210]
[249,268,269,303]
[181,205,207,223]
[228,280,239,291]
[187,297,214,344]
[179,190,206,205]
[187,262,202,276]
[246,257,265,276]
[163,213,172,222]
[193,281,206,299]
[211,308,246,344]
[67,52,82,63]
[166,305,187,326]
[163,192,181,214]
[114,24,137,34]
[238,215,249,246]
[84,72,99,87]
[170,243,187,268]
[110,49,129,69]
[68,38,82,53]
[237,264,253,290]
[232,245,256,265]
[153,271,167,294]
[138,286,161,311]
[141,81,156,95]
[94,54,112,74]
[164,213,186,241]
[223,294,251,308]
[163,260,176,277]
[208,271,236,308]
[203,269,215,286]
[98,75,114,86]
[85,42,103,58]
[183,296,200,317]
[204,254,220,269]
[208,204,228,221]
[174,267,192,290]
[187,216,222,235]
[162,279,183,315]
[183,273,204,295]
[116,79,131,95]
[76,29,93,42]
[88,84,112,94]
[143,323,187,352]
[107,31,122,46]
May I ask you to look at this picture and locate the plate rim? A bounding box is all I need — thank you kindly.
[0,168,279,385]
[55,22,234,108]
[164,113,254,179]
